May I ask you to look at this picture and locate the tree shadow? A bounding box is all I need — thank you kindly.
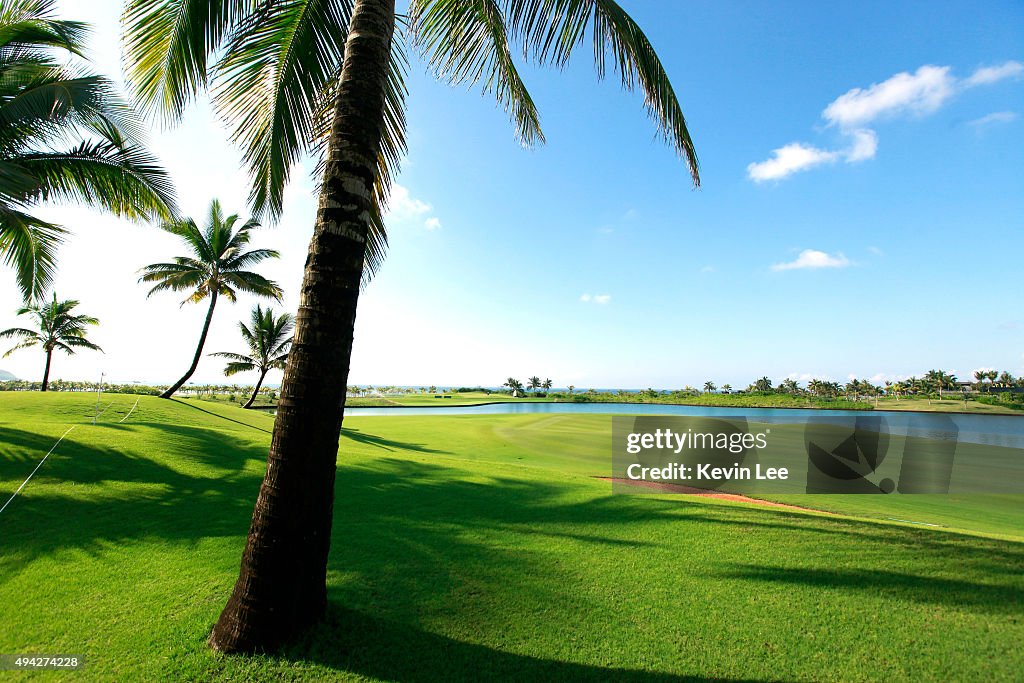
[276,604,772,683]
[342,427,450,454]
[168,399,273,434]
[719,563,1024,614]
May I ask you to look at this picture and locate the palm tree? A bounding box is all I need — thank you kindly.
[124,0,700,653]
[703,381,715,393]
[140,200,282,399]
[211,305,293,408]
[503,377,523,397]
[566,384,575,395]
[973,370,988,392]
[0,293,101,391]
[0,0,176,300]
[754,376,773,392]
[527,375,542,392]
[542,378,552,392]
[721,384,732,394]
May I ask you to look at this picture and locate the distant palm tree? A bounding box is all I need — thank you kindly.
[542,378,553,392]
[999,371,1014,388]
[0,0,175,300]
[973,370,989,392]
[754,376,773,392]
[566,385,575,395]
[211,305,293,408]
[703,381,715,393]
[1,294,101,391]
[721,384,732,394]
[140,199,282,399]
[527,376,542,392]
[503,377,523,396]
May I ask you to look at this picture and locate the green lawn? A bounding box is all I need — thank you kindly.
[1,393,1022,681]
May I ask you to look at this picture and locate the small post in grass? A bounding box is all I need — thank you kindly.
[93,371,104,425]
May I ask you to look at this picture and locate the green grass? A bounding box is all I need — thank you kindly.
[872,396,1024,414]
[1,393,1022,681]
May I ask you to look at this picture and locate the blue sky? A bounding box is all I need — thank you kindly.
[0,0,1022,388]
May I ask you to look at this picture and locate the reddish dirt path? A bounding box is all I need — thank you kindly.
[597,477,834,515]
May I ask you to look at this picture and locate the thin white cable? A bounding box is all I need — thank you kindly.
[0,425,77,515]
[93,399,116,421]
[118,396,141,423]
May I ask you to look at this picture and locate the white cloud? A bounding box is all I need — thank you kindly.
[845,128,878,162]
[823,65,956,129]
[386,184,442,231]
[580,293,611,304]
[747,143,838,182]
[750,61,1022,182]
[700,265,716,273]
[968,111,1018,127]
[771,249,851,272]
[964,61,1024,87]
[387,184,431,220]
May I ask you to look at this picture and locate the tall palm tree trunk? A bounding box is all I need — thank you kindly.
[41,348,53,392]
[242,369,268,409]
[209,0,395,653]
[160,292,219,398]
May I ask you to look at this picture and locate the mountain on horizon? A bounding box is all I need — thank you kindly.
[0,369,18,381]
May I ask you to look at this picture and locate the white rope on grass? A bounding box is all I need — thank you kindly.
[118,396,141,423]
[93,399,116,421]
[0,425,77,516]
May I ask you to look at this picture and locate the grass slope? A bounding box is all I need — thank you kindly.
[1,393,1021,681]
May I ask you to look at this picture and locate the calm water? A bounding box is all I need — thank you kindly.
[341,402,1024,450]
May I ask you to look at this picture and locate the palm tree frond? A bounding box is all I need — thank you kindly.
[122,0,257,123]
[410,0,543,146]
[503,0,699,184]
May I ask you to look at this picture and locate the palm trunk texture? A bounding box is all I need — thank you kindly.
[208,0,396,653]
[160,292,219,399]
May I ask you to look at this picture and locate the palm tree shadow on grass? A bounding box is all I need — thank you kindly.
[341,427,450,454]
[282,604,767,683]
[168,398,273,433]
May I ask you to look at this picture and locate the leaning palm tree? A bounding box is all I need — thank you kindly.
[124,0,700,652]
[140,200,282,399]
[0,293,101,391]
[0,0,175,301]
[211,305,293,408]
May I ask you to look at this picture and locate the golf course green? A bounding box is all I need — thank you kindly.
[1,392,1021,680]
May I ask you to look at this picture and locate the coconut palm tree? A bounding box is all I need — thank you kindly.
[542,378,552,392]
[0,0,176,300]
[527,375,542,392]
[503,377,523,396]
[140,199,282,399]
[0,293,101,391]
[124,0,700,652]
[703,381,715,393]
[721,384,731,394]
[211,305,293,408]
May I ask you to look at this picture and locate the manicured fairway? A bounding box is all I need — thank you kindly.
[1,393,1021,681]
